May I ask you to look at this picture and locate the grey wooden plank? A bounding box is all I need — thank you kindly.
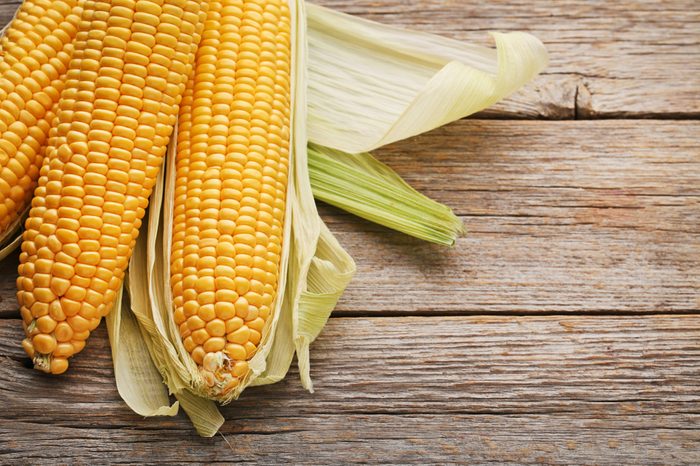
[327,119,700,315]
[1,315,699,463]
[1,414,699,465]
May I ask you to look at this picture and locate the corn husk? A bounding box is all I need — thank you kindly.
[0,219,22,261]
[308,143,465,246]
[106,1,548,437]
[301,3,546,243]
[306,3,547,153]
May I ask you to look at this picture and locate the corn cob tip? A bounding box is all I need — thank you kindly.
[22,338,69,374]
[32,353,51,373]
[31,353,68,375]
[19,297,91,374]
[198,351,247,397]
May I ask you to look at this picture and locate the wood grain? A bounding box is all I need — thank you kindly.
[313,0,700,119]
[2,414,699,465]
[1,316,699,464]
[0,1,696,463]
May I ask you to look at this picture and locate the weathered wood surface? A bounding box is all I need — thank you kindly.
[314,0,700,119]
[1,316,699,464]
[0,0,698,464]
[2,120,697,318]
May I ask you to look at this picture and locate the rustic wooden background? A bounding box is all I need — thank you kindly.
[1,0,699,464]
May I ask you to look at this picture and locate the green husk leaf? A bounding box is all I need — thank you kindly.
[306,3,548,153]
[308,143,465,246]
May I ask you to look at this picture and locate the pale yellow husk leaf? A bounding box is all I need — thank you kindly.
[0,231,21,262]
[306,3,548,153]
[105,284,179,418]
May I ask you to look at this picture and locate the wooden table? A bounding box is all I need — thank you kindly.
[1,0,699,464]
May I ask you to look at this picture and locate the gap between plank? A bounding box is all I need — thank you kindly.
[330,309,700,318]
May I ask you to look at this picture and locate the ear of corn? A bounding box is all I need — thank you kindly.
[0,0,81,240]
[169,0,292,397]
[105,0,314,429]
[17,0,209,374]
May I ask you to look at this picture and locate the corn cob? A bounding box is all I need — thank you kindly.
[17,0,209,374]
[0,0,81,234]
[170,0,291,396]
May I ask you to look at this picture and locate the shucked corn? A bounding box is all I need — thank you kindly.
[170,0,291,395]
[0,0,81,234]
[17,0,208,374]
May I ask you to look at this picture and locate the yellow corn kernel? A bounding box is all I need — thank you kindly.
[35,315,57,333]
[232,361,248,378]
[53,342,74,358]
[202,336,225,353]
[32,333,56,353]
[21,338,35,358]
[50,357,69,374]
[224,343,246,361]
[227,325,250,345]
